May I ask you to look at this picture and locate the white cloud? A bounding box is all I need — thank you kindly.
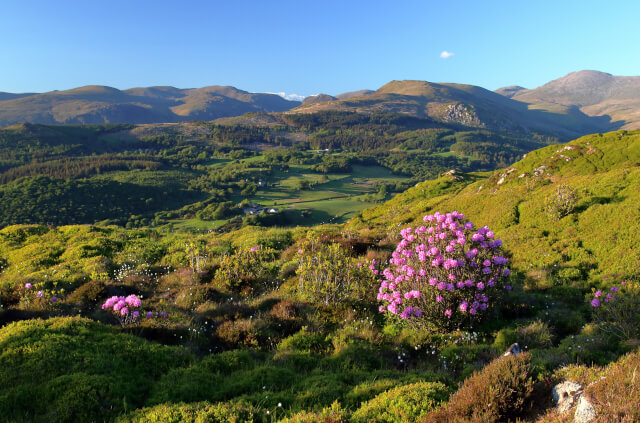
[440,51,455,59]
[266,92,306,102]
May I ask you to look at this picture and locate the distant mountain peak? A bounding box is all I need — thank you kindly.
[0,84,301,126]
[301,94,337,105]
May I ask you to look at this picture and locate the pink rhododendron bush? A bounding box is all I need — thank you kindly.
[589,280,640,340]
[377,211,511,331]
[102,294,168,326]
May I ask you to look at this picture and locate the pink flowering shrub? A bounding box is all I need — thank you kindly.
[589,280,640,340]
[18,281,62,311]
[102,294,145,326]
[377,211,511,331]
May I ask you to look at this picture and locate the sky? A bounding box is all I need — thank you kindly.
[1,0,639,98]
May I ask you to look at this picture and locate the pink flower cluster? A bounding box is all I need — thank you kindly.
[101,294,165,326]
[377,211,511,328]
[102,294,142,317]
[590,283,623,307]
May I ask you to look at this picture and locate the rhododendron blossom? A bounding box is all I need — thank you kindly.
[101,294,162,327]
[377,211,511,330]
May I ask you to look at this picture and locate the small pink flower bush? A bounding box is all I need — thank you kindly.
[102,294,154,326]
[377,211,511,330]
[19,282,62,311]
[590,280,640,340]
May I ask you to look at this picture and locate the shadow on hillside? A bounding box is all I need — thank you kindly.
[575,195,626,213]
[0,308,52,326]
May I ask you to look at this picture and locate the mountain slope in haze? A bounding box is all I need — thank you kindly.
[0,85,300,126]
[351,129,640,283]
[0,92,37,101]
[289,79,616,140]
[494,86,527,99]
[499,70,640,130]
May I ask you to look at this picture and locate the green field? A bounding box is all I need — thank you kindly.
[238,164,411,225]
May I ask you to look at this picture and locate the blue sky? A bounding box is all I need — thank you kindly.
[1,0,639,97]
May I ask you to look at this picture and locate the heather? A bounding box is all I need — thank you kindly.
[0,129,638,422]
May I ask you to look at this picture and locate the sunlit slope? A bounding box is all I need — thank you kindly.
[351,130,640,284]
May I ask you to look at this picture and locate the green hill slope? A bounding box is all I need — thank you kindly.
[351,129,640,285]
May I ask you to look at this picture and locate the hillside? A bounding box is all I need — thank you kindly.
[500,70,640,130]
[289,80,615,140]
[0,85,300,126]
[0,129,638,422]
[351,129,640,284]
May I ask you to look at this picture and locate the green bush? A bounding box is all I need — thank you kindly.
[494,320,553,351]
[423,353,535,423]
[295,237,376,305]
[351,381,449,423]
[591,280,640,340]
[120,401,257,423]
[214,246,277,294]
[279,401,347,423]
[545,184,577,220]
[517,320,553,349]
[277,327,332,354]
[148,361,297,406]
[0,317,192,423]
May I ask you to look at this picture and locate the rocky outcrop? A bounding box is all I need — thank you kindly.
[440,103,485,127]
[552,381,597,423]
[552,381,583,413]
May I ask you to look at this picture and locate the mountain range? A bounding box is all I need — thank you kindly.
[0,85,300,126]
[1,70,639,139]
[497,70,640,131]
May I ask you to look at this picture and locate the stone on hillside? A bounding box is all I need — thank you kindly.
[574,395,596,423]
[552,381,583,413]
[503,343,521,357]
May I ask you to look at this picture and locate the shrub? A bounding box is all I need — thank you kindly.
[517,320,553,349]
[18,281,63,311]
[377,211,511,331]
[216,318,275,348]
[66,279,106,310]
[0,317,191,423]
[279,401,348,423]
[589,280,640,340]
[214,246,276,294]
[422,353,535,422]
[584,350,640,420]
[295,237,377,305]
[545,184,577,220]
[494,321,552,353]
[120,401,257,423]
[493,327,517,351]
[351,381,449,423]
[201,350,257,374]
[277,327,332,354]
